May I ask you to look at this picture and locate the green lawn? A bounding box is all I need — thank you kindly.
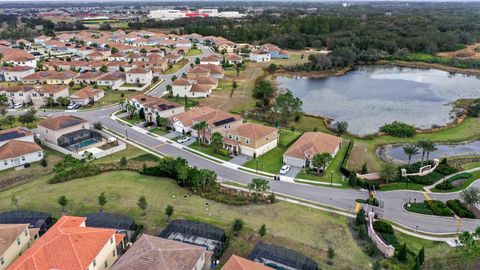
[431,170,480,192]
[0,171,372,268]
[149,127,168,136]
[163,59,189,75]
[404,202,435,215]
[92,144,148,165]
[120,115,143,125]
[463,161,480,170]
[189,141,232,161]
[242,129,302,174]
[379,182,425,191]
[296,142,349,184]
[185,49,202,56]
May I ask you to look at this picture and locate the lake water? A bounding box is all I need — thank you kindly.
[378,140,480,164]
[276,65,480,136]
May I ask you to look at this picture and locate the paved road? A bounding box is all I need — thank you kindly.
[148,45,213,97]
[33,107,480,234]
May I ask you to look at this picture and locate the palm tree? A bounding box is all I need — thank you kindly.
[416,139,431,167]
[192,121,208,144]
[312,152,332,176]
[424,141,438,162]
[403,145,419,166]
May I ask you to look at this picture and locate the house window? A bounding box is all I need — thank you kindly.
[93,259,96,267]
[113,250,116,257]
[104,260,108,268]
[228,134,232,139]
[0,257,4,266]
[17,238,20,245]
[38,152,42,157]
[3,160,7,165]
[21,156,25,161]
[235,136,240,141]
[110,237,113,244]
[245,139,250,144]
[24,229,28,236]
[265,136,269,141]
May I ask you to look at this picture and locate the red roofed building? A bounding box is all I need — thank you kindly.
[222,255,273,270]
[8,215,124,270]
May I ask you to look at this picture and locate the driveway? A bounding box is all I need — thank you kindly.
[229,154,252,165]
[164,131,182,140]
[285,166,302,178]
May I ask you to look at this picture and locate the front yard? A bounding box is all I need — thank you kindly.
[242,129,301,174]
[163,59,189,74]
[189,141,232,161]
[185,48,202,56]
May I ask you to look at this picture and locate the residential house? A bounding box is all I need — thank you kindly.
[197,64,224,79]
[96,72,125,90]
[0,224,39,269]
[249,50,271,62]
[31,85,69,106]
[171,78,212,98]
[171,107,243,136]
[187,66,211,79]
[22,71,78,85]
[216,41,236,53]
[85,51,106,61]
[283,132,343,168]
[225,54,243,65]
[0,48,37,68]
[74,71,104,84]
[0,86,34,105]
[37,115,89,145]
[111,234,212,270]
[8,216,124,270]
[0,127,34,147]
[261,43,289,59]
[164,52,183,63]
[224,123,279,157]
[125,68,153,85]
[0,66,35,82]
[0,140,44,171]
[33,35,51,46]
[222,255,273,270]
[69,87,105,105]
[126,94,184,123]
[200,54,222,65]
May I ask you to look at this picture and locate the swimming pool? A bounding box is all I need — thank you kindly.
[70,139,99,150]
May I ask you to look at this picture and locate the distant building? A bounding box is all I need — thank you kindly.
[0,224,39,269]
[149,8,245,20]
[249,51,271,62]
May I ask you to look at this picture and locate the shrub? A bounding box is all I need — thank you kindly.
[435,161,458,175]
[40,158,47,167]
[425,200,454,216]
[382,233,400,247]
[93,122,102,130]
[357,225,366,239]
[218,148,230,157]
[435,180,454,190]
[373,220,394,234]
[446,199,475,218]
[380,121,416,137]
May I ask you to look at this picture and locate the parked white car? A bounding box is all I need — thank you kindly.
[67,103,77,110]
[178,136,190,143]
[13,103,23,109]
[279,165,291,175]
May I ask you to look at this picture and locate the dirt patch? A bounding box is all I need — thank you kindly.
[451,179,467,187]
[437,43,480,60]
[348,142,382,172]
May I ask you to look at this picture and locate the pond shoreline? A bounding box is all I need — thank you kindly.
[270,64,477,138]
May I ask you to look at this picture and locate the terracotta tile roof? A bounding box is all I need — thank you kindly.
[0,85,34,93]
[70,87,104,99]
[0,48,35,62]
[0,140,42,160]
[85,52,104,58]
[172,78,192,86]
[23,71,77,80]
[189,66,210,74]
[75,71,103,80]
[98,72,125,81]
[197,64,224,75]
[171,106,217,127]
[284,132,342,159]
[191,83,210,93]
[33,85,68,94]
[111,234,208,270]
[127,67,150,74]
[128,94,182,112]
[195,77,217,85]
[0,224,30,255]
[201,54,221,62]
[0,66,34,72]
[226,54,243,61]
[8,216,121,270]
[38,115,87,131]
[228,123,278,140]
[222,255,273,270]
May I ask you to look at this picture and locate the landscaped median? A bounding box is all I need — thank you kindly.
[432,170,480,192]
[404,199,477,218]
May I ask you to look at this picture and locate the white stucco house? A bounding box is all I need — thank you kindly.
[249,50,271,62]
[125,68,153,85]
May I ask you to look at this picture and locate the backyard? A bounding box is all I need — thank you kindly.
[185,48,202,56]
[0,170,373,269]
[163,58,189,74]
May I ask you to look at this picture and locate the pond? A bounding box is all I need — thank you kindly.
[276,65,480,136]
[377,140,480,164]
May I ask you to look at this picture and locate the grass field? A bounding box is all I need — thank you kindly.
[185,49,202,56]
[404,202,435,215]
[149,127,168,136]
[379,182,425,191]
[189,141,232,161]
[242,129,301,174]
[463,161,480,170]
[431,170,480,192]
[0,171,373,268]
[163,59,189,74]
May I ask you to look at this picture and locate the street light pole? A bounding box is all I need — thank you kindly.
[330,170,334,186]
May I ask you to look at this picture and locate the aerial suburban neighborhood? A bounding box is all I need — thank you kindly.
[0,1,480,270]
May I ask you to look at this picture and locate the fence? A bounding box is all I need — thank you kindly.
[367,212,395,257]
